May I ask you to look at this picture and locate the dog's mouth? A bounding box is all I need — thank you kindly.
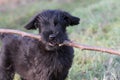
[45,41,63,51]
[48,41,59,47]
[41,35,65,50]
[48,42,56,47]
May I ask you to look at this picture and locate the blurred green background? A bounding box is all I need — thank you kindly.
[0,0,120,80]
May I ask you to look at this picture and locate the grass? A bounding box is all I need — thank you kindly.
[0,0,120,80]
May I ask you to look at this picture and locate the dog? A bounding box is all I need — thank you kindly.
[0,10,80,80]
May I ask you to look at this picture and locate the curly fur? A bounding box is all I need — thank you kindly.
[0,10,80,80]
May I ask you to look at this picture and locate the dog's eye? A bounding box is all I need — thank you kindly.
[54,20,58,26]
[63,16,69,23]
[63,16,68,20]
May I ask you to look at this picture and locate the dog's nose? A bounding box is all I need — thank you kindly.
[49,34,56,41]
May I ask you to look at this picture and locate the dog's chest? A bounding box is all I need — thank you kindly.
[32,51,65,72]
[23,50,70,80]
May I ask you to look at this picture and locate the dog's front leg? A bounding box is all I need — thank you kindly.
[0,49,14,80]
[0,68,8,80]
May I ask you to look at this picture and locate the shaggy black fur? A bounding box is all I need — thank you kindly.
[0,10,80,80]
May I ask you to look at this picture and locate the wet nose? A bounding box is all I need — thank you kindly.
[49,34,56,41]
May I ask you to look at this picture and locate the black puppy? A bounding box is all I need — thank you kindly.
[0,10,80,80]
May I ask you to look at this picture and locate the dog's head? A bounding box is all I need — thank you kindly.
[24,10,80,51]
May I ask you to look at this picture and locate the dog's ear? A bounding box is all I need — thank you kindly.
[63,12,80,26]
[24,14,39,30]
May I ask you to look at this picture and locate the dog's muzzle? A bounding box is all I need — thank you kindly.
[48,32,60,46]
[41,32,64,50]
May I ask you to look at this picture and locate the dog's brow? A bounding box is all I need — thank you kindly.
[38,16,49,22]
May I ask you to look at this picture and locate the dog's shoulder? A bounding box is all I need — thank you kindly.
[0,34,31,47]
[0,34,20,44]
